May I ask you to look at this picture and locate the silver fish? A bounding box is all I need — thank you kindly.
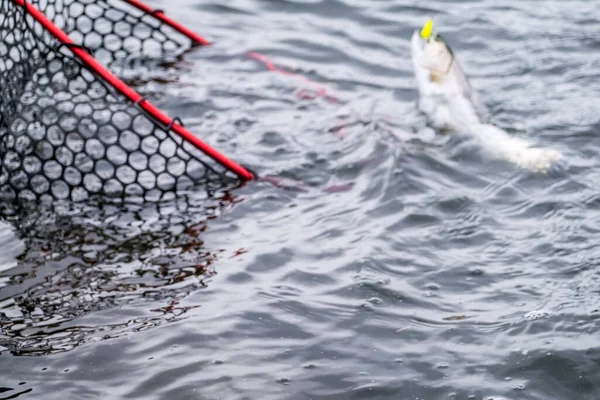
[410,20,563,172]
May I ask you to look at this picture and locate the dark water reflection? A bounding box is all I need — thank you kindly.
[2,0,600,399]
[0,191,238,355]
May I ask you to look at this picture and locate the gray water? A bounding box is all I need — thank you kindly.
[2,0,600,399]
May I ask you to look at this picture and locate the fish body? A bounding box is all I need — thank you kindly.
[410,20,562,172]
[411,30,483,130]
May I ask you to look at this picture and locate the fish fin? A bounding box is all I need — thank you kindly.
[474,124,564,173]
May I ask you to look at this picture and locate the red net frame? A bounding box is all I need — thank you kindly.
[0,0,254,210]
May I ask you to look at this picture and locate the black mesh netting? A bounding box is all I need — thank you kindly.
[28,0,191,66]
[0,0,240,213]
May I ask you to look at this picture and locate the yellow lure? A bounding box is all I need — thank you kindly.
[420,19,434,39]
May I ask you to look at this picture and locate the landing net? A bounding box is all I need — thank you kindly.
[0,0,253,210]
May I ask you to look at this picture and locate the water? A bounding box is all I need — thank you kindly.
[2,0,600,398]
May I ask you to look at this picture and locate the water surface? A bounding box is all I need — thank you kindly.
[2,0,600,399]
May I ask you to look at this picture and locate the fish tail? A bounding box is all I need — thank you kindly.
[471,124,564,173]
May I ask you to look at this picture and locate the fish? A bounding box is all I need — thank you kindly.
[410,19,563,173]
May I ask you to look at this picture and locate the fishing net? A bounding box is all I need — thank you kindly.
[0,0,249,213]
[28,0,192,66]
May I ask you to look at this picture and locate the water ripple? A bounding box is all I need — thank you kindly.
[2,0,600,399]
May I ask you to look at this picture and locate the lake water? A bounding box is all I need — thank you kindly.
[1,0,600,399]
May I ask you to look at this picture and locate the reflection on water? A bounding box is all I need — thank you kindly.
[0,190,241,356]
[2,0,600,399]
[0,221,23,277]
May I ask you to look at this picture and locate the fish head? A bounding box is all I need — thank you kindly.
[411,19,455,81]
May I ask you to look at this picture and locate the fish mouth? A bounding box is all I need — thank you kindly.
[410,29,427,58]
[410,21,455,76]
[410,18,434,62]
[410,29,433,71]
[411,18,433,54]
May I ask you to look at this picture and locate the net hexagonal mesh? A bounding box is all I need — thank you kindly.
[0,0,244,211]
[30,0,190,66]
